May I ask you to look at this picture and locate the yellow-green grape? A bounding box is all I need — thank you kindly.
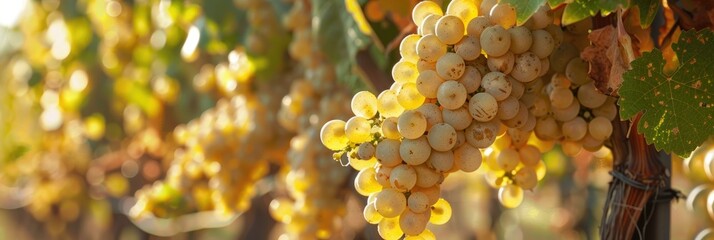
[414,164,440,188]
[562,117,587,141]
[398,110,427,139]
[378,217,404,240]
[465,119,500,148]
[588,116,613,141]
[550,87,574,109]
[447,0,478,26]
[454,144,482,172]
[518,145,541,166]
[429,150,455,173]
[427,123,457,151]
[397,82,426,110]
[436,80,468,110]
[529,29,555,59]
[442,106,473,131]
[514,167,538,190]
[469,92,499,122]
[376,164,394,187]
[498,184,524,208]
[416,103,444,129]
[417,34,447,63]
[393,60,419,84]
[400,34,421,63]
[408,191,431,213]
[381,117,402,140]
[508,26,532,54]
[357,142,376,160]
[480,25,511,57]
[412,0,444,26]
[511,52,541,83]
[481,71,512,101]
[429,198,452,225]
[375,188,407,218]
[345,116,373,143]
[399,209,430,236]
[487,51,515,74]
[355,167,382,196]
[390,164,418,192]
[488,3,516,29]
[350,156,378,171]
[577,82,608,109]
[435,15,466,45]
[467,16,491,39]
[269,197,294,223]
[565,58,591,85]
[420,14,441,36]
[400,136,432,166]
[436,52,466,80]
[376,139,403,167]
[378,90,406,118]
[351,91,379,119]
[496,147,520,172]
[416,70,444,98]
[364,202,384,224]
[320,120,349,150]
[419,229,436,240]
[454,36,481,61]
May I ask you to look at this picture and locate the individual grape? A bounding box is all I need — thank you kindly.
[400,209,430,236]
[508,127,531,148]
[400,136,432,165]
[511,52,541,83]
[417,59,437,72]
[489,3,517,29]
[458,66,482,93]
[508,26,533,54]
[398,82,426,110]
[416,185,441,205]
[351,156,378,171]
[428,150,455,173]
[357,142,376,160]
[518,145,541,166]
[364,202,383,224]
[376,139,403,167]
[529,95,550,117]
[550,87,574,109]
[549,43,578,73]
[419,14,441,36]
[496,95,519,120]
[355,167,382,196]
[428,123,458,151]
[565,58,591,85]
[465,119,500,148]
[467,16,491,39]
[393,60,419,84]
[479,0,497,16]
[446,0,479,26]
[588,116,613,141]
[321,119,349,150]
[503,102,529,128]
[442,106,473,130]
[375,188,407,218]
[521,110,538,132]
[498,184,524,208]
[529,30,555,58]
[413,164,440,188]
[345,116,372,143]
[436,80,467,109]
[352,91,379,119]
[435,15,466,45]
[429,198,452,225]
[436,53,466,80]
[480,25,511,57]
[553,98,580,122]
[561,140,583,156]
[412,1,443,26]
[376,164,394,187]
[514,167,537,190]
[509,76,525,98]
[577,82,607,109]
[400,34,421,63]
[417,34,447,62]
[562,117,587,141]
[416,70,444,98]
[487,51,515,74]
[416,103,444,130]
[454,36,481,61]
[407,191,430,213]
[382,117,402,140]
[581,133,604,152]
[481,72,512,101]
[469,92,499,122]
[378,217,404,240]
[592,98,617,121]
[497,147,520,171]
[378,90,406,118]
[398,110,427,139]
[454,144,482,172]
[390,164,418,192]
[530,5,553,29]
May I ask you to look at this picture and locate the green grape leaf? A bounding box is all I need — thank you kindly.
[632,0,660,28]
[499,0,546,25]
[619,29,714,157]
[561,0,629,25]
[313,0,371,91]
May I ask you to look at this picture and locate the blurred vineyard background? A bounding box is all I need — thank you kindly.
[0,0,712,239]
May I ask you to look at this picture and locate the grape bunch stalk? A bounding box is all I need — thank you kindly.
[320,0,616,238]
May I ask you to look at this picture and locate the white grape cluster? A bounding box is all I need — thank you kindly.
[234,0,281,54]
[269,1,354,239]
[131,69,276,220]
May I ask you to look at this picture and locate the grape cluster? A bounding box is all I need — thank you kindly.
[269,1,354,239]
[320,1,618,237]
